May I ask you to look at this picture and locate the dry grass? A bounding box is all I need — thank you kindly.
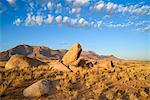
[0,61,7,68]
[0,60,150,100]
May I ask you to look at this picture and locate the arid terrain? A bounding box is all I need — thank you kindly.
[0,43,149,100]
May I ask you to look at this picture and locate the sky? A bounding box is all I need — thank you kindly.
[0,0,150,60]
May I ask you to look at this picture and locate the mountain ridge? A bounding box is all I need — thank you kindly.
[0,44,121,61]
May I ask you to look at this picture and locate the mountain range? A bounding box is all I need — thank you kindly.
[0,44,120,61]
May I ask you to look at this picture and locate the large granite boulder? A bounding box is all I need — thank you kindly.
[5,54,46,70]
[62,43,82,66]
[23,79,56,97]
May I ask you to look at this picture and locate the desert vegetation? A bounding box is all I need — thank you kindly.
[0,60,149,99]
[0,43,149,99]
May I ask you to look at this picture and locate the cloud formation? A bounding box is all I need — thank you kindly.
[46,14,53,24]
[136,25,150,32]
[93,1,105,11]
[73,0,89,6]
[13,18,22,26]
[91,1,150,15]
[55,15,62,24]
[106,2,117,12]
[71,7,81,14]
[47,2,53,10]
[25,14,43,26]
[35,15,43,26]
[1,0,148,32]
[78,18,88,26]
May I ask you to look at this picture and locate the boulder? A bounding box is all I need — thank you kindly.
[23,79,56,97]
[52,62,71,72]
[69,57,82,66]
[62,43,82,66]
[5,54,46,70]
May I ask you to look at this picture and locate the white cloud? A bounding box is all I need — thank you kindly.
[78,18,84,25]
[90,21,94,26]
[62,16,79,26]
[144,26,150,31]
[106,21,134,28]
[13,18,22,26]
[131,6,149,15]
[74,0,89,6]
[91,1,150,16]
[63,16,79,26]
[35,15,43,26]
[55,15,62,24]
[102,15,110,19]
[47,2,52,10]
[63,16,70,23]
[96,20,103,28]
[56,3,62,8]
[25,14,43,26]
[136,26,150,32]
[117,5,128,14]
[7,0,15,5]
[63,17,87,26]
[106,2,117,12]
[25,13,32,26]
[46,14,53,24]
[117,4,150,15]
[71,7,81,14]
[70,18,78,26]
[55,3,63,14]
[135,22,145,26]
[94,1,104,11]
[89,20,103,28]
[78,18,88,26]
[140,25,150,32]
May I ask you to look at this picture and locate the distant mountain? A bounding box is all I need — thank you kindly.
[81,51,120,61]
[0,44,121,61]
[0,44,66,61]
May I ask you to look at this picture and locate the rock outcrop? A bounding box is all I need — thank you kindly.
[23,79,56,97]
[52,61,72,72]
[62,43,82,66]
[5,54,46,70]
[50,43,82,72]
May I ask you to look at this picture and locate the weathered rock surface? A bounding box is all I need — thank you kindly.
[52,61,71,72]
[69,57,83,66]
[5,54,46,70]
[62,43,82,66]
[23,79,56,97]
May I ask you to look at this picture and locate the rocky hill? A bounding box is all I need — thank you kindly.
[0,44,121,62]
[0,45,67,61]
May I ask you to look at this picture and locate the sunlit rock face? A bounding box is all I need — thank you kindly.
[62,43,82,66]
[5,54,45,70]
[23,79,56,97]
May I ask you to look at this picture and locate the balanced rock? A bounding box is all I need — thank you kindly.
[62,43,82,66]
[5,54,45,70]
[23,79,56,97]
[52,62,71,72]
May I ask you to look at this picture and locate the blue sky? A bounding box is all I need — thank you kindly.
[0,0,150,60]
